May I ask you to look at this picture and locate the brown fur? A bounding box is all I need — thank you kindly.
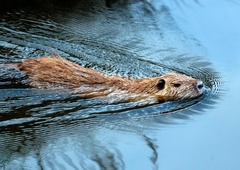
[17,56,204,102]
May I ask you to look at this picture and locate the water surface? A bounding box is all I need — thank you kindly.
[0,0,238,169]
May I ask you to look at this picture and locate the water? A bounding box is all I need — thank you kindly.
[160,1,240,169]
[0,0,239,169]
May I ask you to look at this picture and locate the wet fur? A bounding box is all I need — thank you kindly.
[16,56,203,102]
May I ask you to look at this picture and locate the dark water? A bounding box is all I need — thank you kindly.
[0,0,238,169]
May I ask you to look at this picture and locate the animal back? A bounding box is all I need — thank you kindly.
[18,57,109,88]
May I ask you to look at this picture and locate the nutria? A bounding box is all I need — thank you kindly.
[1,56,204,103]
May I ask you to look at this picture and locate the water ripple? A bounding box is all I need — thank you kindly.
[0,0,223,169]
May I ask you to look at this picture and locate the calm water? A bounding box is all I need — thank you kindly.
[0,0,239,169]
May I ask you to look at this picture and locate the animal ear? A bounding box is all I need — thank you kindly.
[157,79,165,90]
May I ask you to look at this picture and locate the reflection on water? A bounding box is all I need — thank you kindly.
[0,0,223,169]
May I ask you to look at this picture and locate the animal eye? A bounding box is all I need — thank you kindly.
[157,79,165,90]
[173,83,181,88]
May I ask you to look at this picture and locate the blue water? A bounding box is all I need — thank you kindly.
[0,0,239,169]
[159,1,240,169]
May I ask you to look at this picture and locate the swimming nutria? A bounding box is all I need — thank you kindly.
[1,56,204,103]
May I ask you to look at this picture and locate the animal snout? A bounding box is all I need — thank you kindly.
[197,81,204,90]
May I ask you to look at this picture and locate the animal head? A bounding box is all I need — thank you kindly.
[138,73,204,102]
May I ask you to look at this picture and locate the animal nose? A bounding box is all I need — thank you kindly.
[197,81,204,90]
